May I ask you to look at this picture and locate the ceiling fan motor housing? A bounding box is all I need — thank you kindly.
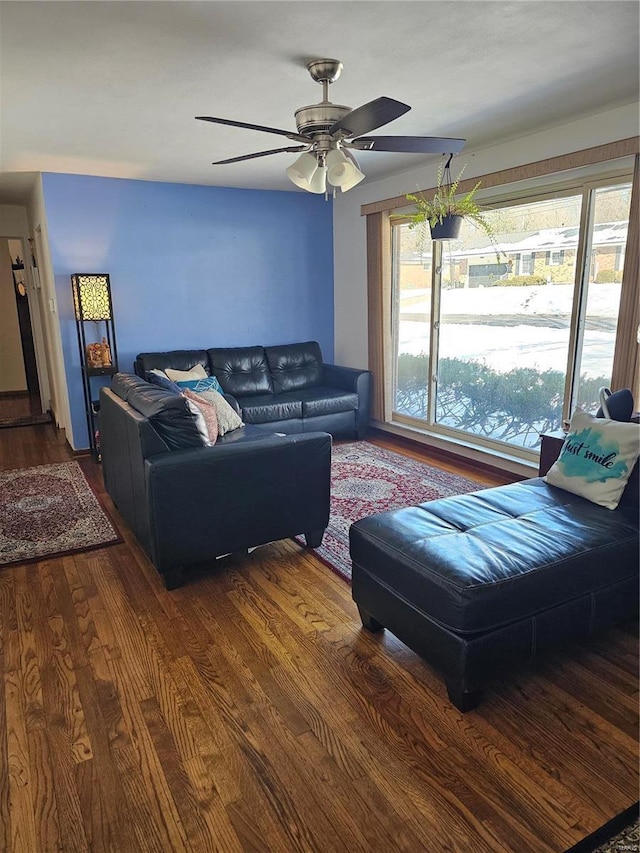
[294,103,352,137]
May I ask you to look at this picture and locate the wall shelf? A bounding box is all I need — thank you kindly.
[84,365,118,378]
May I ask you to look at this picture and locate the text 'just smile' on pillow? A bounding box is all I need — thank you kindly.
[545,410,639,509]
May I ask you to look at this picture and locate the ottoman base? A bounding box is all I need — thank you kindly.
[356,603,484,711]
[349,476,639,712]
[352,562,638,712]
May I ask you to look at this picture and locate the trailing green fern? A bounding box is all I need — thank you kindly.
[398,162,503,259]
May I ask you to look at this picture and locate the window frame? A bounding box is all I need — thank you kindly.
[386,165,636,462]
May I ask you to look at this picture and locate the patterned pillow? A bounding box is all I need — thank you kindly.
[190,389,243,436]
[545,410,640,509]
[176,376,223,395]
[182,391,218,446]
[165,364,208,382]
[147,370,181,394]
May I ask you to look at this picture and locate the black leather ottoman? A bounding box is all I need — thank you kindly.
[349,477,639,711]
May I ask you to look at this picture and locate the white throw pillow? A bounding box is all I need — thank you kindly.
[544,410,640,509]
[165,364,208,382]
[195,390,244,435]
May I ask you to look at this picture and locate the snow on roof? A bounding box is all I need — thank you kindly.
[400,220,628,263]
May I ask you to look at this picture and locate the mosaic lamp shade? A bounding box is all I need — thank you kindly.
[71,274,112,321]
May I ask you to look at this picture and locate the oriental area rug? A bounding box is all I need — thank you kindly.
[0,461,121,567]
[297,440,481,582]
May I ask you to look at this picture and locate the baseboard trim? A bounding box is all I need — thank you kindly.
[368,424,535,482]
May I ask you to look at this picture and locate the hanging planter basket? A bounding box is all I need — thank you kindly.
[430,214,463,241]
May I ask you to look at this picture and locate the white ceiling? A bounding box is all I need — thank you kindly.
[0,1,638,204]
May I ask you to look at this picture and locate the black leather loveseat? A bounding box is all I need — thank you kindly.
[100,373,332,589]
[135,340,371,440]
[350,463,639,712]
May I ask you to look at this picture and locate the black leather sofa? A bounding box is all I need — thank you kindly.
[100,373,332,589]
[350,466,639,712]
[134,340,372,440]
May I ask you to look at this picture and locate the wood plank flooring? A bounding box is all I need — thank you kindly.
[0,394,50,429]
[0,423,637,852]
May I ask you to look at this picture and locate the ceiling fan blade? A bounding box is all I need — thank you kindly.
[329,97,411,138]
[350,135,467,154]
[196,116,310,144]
[212,146,309,165]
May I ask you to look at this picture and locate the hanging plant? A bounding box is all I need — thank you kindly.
[398,157,503,259]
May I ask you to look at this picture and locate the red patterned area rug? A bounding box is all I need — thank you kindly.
[0,461,121,567]
[297,441,482,582]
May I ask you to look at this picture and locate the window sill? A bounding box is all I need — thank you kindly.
[373,419,539,480]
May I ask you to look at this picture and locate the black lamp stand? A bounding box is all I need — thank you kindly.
[71,273,119,461]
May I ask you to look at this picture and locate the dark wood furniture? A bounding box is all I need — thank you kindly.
[538,429,566,476]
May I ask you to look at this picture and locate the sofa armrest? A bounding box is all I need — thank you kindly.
[144,432,332,575]
[322,363,372,439]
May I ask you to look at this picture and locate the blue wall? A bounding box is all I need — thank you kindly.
[42,173,334,449]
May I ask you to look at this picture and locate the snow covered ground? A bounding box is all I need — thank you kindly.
[399,283,619,377]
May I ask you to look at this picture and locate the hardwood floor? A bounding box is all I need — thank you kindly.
[0,393,50,429]
[0,424,637,852]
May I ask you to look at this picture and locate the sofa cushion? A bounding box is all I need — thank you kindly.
[111,374,203,450]
[111,372,157,403]
[236,394,303,424]
[349,477,639,635]
[294,387,359,417]
[207,346,273,397]
[265,341,323,394]
[136,350,209,377]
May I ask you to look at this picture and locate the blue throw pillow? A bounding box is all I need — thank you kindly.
[176,376,223,395]
[147,371,181,394]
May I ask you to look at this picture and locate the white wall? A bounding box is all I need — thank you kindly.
[0,204,29,236]
[332,102,640,370]
[27,177,72,436]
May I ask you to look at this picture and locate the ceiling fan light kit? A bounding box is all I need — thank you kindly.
[308,165,328,195]
[325,148,365,191]
[197,58,466,195]
[286,152,319,189]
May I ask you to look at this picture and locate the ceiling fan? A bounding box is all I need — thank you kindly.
[196,58,466,195]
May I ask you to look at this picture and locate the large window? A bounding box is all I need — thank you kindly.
[391,177,632,454]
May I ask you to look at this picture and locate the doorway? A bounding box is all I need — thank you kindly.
[0,237,51,427]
